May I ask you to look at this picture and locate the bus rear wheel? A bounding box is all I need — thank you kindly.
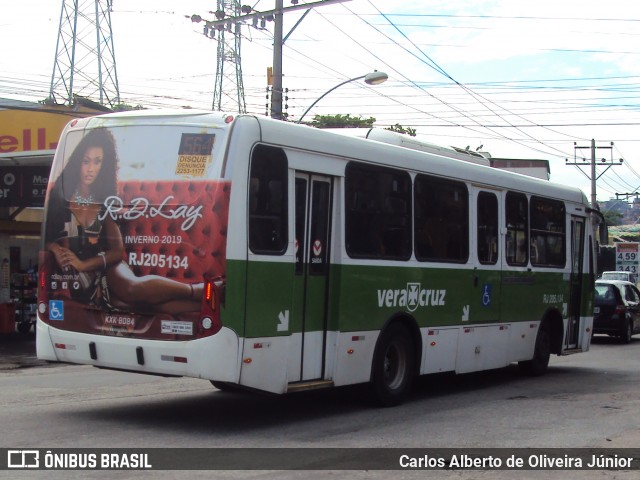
[370,323,415,407]
[519,321,551,376]
[210,381,244,393]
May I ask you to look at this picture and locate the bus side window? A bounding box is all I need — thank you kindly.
[345,162,411,260]
[415,174,468,263]
[530,196,566,268]
[505,192,528,266]
[248,145,288,255]
[477,191,498,265]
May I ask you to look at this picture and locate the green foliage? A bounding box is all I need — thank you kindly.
[112,103,145,112]
[603,210,624,226]
[308,114,376,128]
[385,123,417,137]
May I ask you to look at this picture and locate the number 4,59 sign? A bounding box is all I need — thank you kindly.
[615,242,640,275]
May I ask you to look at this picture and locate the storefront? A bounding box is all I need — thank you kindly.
[0,98,106,332]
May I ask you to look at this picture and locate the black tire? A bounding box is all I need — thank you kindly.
[370,323,415,407]
[17,322,32,334]
[619,319,632,344]
[519,321,551,376]
[210,381,244,393]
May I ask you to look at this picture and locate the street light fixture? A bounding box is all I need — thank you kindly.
[296,70,388,124]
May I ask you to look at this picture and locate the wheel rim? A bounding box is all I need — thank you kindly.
[383,339,407,390]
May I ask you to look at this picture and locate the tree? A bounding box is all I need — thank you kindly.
[112,103,145,112]
[308,114,376,129]
[603,210,624,227]
[385,123,417,137]
[303,115,417,138]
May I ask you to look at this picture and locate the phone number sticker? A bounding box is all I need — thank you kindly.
[128,252,189,269]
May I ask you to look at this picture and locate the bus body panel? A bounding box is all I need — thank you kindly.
[332,330,379,386]
[239,336,290,393]
[37,322,242,381]
[422,327,458,374]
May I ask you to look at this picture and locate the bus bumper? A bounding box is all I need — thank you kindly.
[36,318,241,382]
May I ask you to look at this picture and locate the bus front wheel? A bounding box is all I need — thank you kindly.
[519,321,551,376]
[370,323,415,407]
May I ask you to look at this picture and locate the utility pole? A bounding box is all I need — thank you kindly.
[566,140,623,210]
[192,0,351,119]
[271,0,284,119]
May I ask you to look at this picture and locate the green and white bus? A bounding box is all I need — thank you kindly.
[37,110,601,406]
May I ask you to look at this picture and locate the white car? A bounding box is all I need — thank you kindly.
[600,271,638,284]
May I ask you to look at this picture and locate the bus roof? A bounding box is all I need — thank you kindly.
[252,115,588,206]
[64,110,588,206]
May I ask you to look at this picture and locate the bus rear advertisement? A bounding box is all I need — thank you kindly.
[37,110,600,406]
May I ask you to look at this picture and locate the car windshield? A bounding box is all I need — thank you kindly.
[595,284,618,305]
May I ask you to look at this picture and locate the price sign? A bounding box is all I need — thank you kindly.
[615,242,640,277]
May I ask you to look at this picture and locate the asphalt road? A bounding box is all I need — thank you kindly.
[1,330,639,480]
[0,330,45,370]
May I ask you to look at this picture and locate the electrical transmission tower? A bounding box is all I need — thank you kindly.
[208,1,246,113]
[193,0,348,117]
[48,0,120,108]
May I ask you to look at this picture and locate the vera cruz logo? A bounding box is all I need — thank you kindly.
[377,282,446,312]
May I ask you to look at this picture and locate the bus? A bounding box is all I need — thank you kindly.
[37,110,602,407]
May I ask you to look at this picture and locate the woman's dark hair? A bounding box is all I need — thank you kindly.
[57,127,118,202]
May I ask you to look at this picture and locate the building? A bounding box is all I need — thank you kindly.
[0,98,106,310]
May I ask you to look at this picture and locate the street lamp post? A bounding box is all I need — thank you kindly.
[296,71,388,124]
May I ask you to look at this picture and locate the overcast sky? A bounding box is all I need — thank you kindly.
[3,0,640,203]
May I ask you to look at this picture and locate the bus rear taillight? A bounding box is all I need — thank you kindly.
[205,282,214,309]
[197,276,225,338]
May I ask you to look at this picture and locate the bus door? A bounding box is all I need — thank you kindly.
[291,173,333,381]
[566,216,585,348]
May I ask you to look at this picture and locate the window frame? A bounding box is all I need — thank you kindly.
[248,144,289,255]
[414,173,469,264]
[505,191,529,267]
[344,162,412,260]
[529,195,566,268]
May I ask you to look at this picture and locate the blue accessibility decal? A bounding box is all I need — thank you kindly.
[482,284,492,307]
[49,300,64,321]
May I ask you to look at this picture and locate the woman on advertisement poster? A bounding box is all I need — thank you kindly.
[44,128,204,314]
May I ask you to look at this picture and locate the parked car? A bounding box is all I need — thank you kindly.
[594,279,640,343]
[600,271,638,284]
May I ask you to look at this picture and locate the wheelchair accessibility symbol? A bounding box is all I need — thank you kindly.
[49,300,64,321]
[482,284,492,307]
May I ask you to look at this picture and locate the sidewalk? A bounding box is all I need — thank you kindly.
[0,330,51,370]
